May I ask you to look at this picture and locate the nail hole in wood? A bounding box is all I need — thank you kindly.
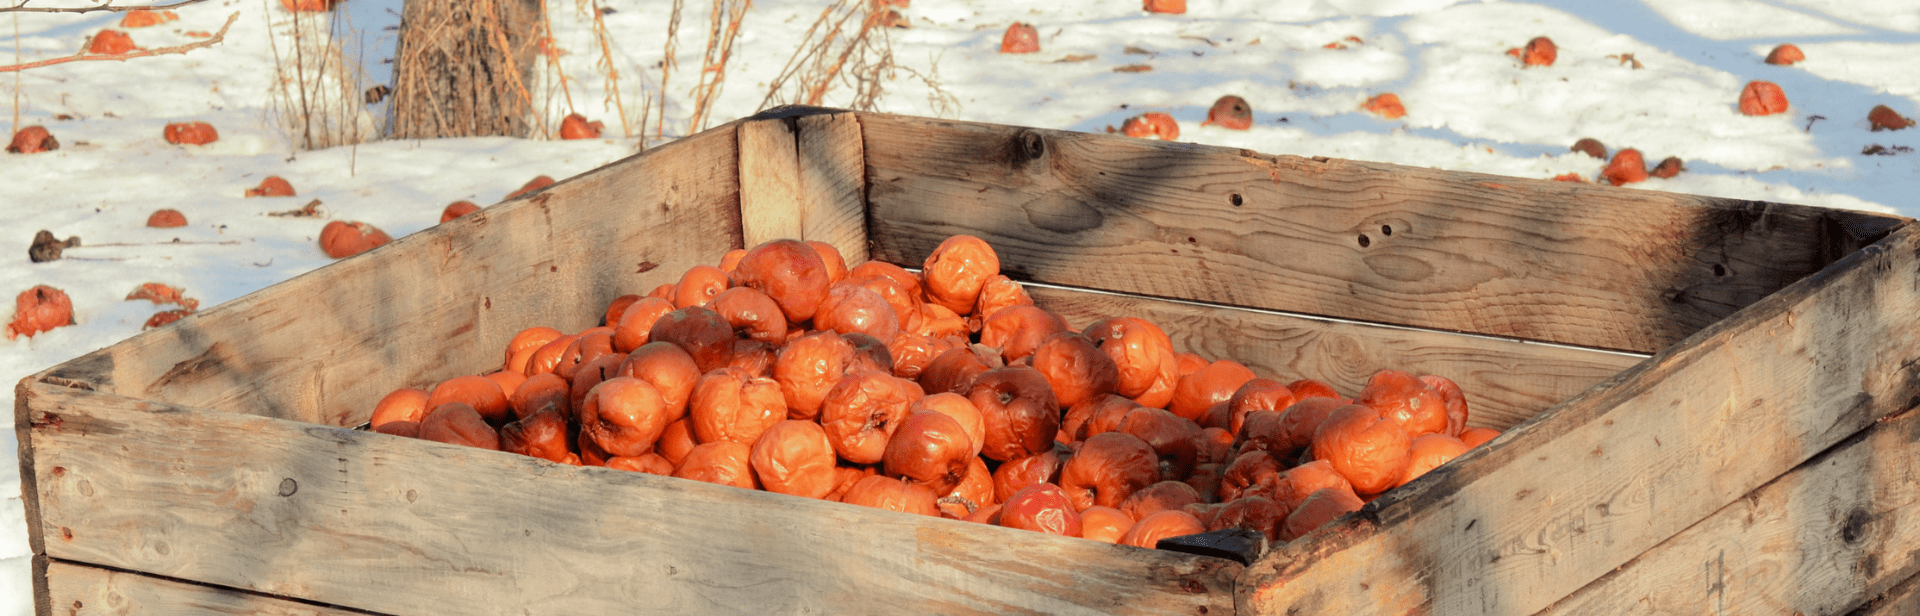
[1229,193,1243,207]
[1357,234,1371,248]
[1381,225,1392,236]
[1713,264,1727,277]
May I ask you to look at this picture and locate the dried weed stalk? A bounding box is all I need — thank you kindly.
[686,0,749,132]
[757,0,955,116]
[266,5,376,149]
[539,0,574,128]
[656,0,681,140]
[584,0,629,136]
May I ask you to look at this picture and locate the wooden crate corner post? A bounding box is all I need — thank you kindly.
[737,107,868,263]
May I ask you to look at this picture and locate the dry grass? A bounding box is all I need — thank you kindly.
[756,0,956,117]
[266,3,378,149]
[655,0,682,141]
[686,0,750,132]
[583,0,630,137]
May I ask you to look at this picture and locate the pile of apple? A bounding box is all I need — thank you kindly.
[367,236,1498,547]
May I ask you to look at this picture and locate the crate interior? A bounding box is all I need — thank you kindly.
[43,110,1904,431]
[22,109,1918,616]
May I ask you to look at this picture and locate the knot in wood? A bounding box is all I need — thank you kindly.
[1841,508,1871,544]
[1021,131,1046,160]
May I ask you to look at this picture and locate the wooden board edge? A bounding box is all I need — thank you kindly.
[15,375,50,616]
[1535,405,1920,615]
[738,110,870,262]
[46,559,384,616]
[23,379,1241,616]
[1234,223,1920,613]
[798,112,870,265]
[1856,567,1920,616]
[739,118,805,246]
[1823,209,1909,264]
[29,554,50,616]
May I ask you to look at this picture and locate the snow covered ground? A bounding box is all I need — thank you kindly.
[2,0,1916,611]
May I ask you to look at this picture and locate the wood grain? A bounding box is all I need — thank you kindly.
[797,112,870,265]
[21,382,1239,616]
[739,118,805,245]
[859,113,1908,354]
[1238,224,1920,615]
[1539,406,1920,615]
[738,112,870,263]
[46,560,372,616]
[1859,569,1920,616]
[34,123,744,428]
[1029,286,1645,431]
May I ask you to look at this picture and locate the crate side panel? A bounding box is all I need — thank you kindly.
[68,126,742,427]
[861,113,1909,354]
[1541,406,1920,615]
[22,383,1238,616]
[1238,224,1920,615]
[47,560,379,616]
[1029,286,1644,431]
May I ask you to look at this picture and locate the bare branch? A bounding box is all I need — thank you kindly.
[2,0,213,14]
[0,11,236,72]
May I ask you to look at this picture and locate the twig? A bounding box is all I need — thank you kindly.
[12,11,19,135]
[541,0,574,119]
[479,0,542,136]
[588,0,627,137]
[657,0,681,140]
[805,5,881,105]
[0,11,236,72]
[688,0,750,131]
[266,199,324,217]
[755,1,839,112]
[2,0,212,14]
[69,239,243,248]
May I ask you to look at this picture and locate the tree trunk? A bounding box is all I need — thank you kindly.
[390,0,544,139]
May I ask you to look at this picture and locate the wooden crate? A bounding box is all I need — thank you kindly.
[16,107,1920,616]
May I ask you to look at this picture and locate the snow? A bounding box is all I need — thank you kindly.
[2,0,1917,611]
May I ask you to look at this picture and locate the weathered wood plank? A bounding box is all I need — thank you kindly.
[21,381,1238,616]
[739,118,805,246]
[1028,286,1644,431]
[739,112,870,262]
[1859,569,1920,616]
[860,113,1908,354]
[35,123,744,428]
[1539,406,1920,615]
[46,560,373,616]
[797,112,869,265]
[1237,223,1920,615]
